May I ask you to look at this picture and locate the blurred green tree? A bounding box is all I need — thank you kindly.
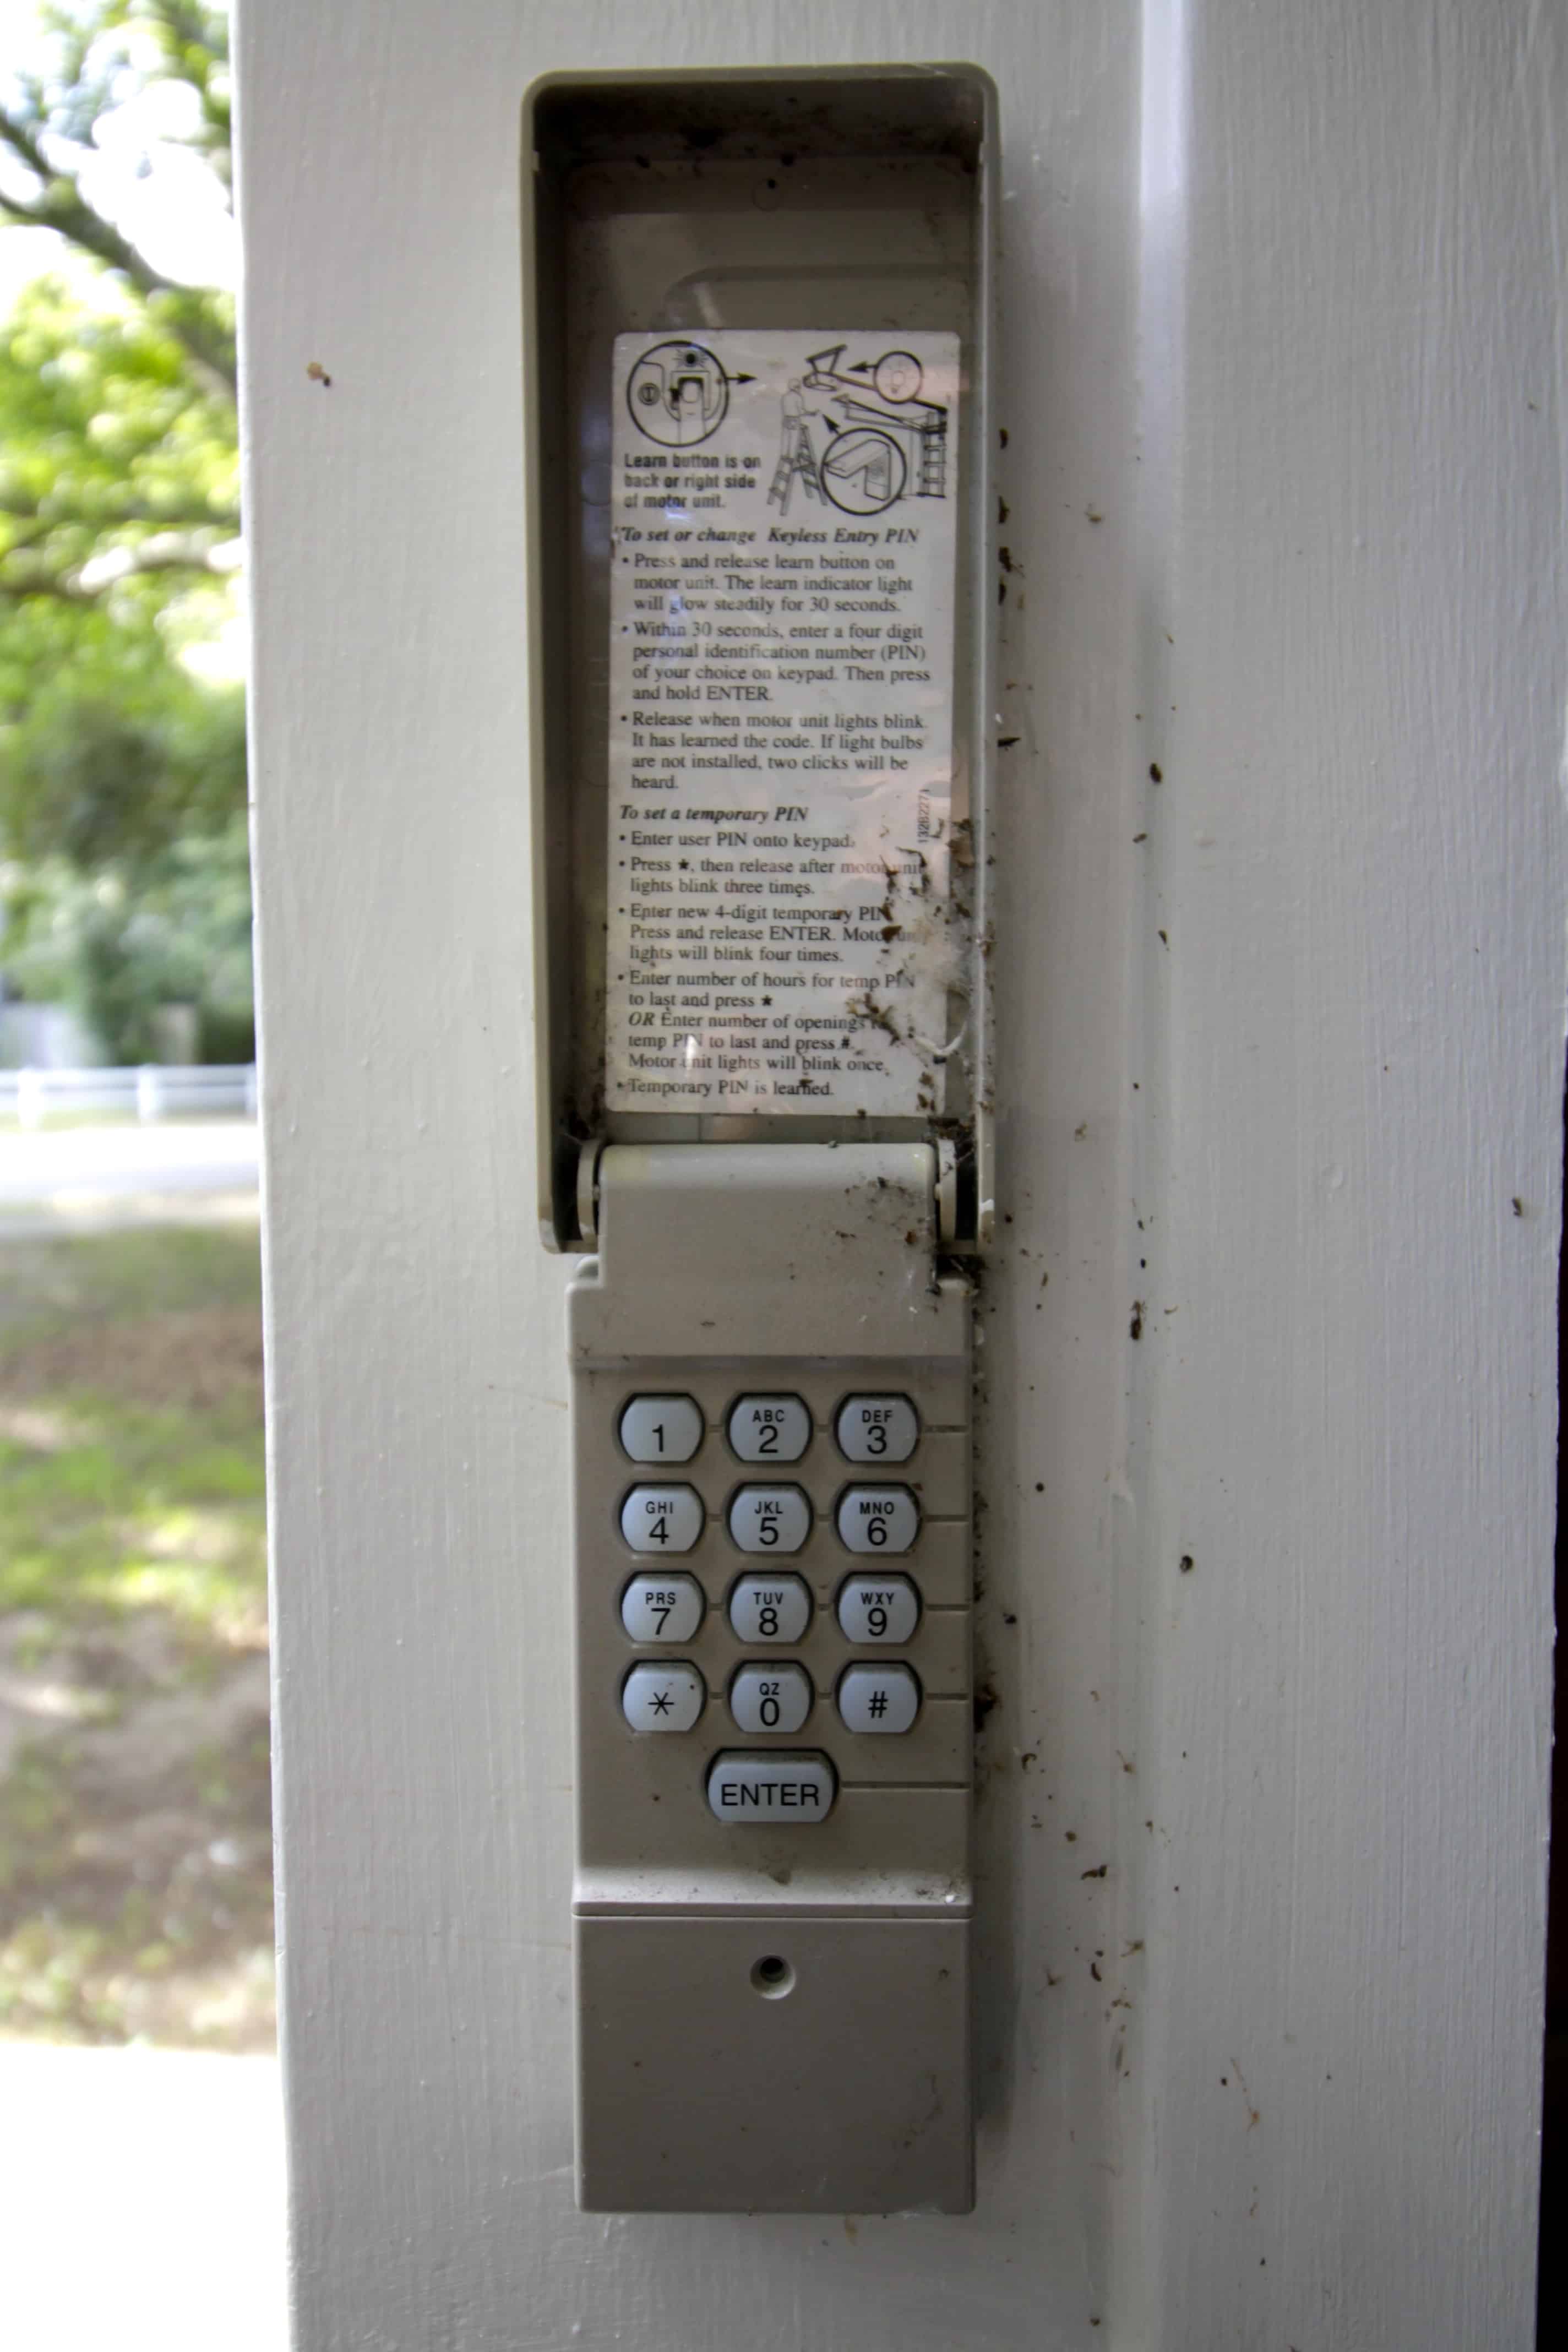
[0,2,248,1060]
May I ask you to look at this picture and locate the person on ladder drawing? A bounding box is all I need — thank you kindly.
[770,379,823,515]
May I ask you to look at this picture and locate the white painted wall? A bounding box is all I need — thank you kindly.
[236,3,1566,2345]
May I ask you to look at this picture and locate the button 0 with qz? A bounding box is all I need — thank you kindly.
[619,1484,705,1553]
[729,1661,813,1734]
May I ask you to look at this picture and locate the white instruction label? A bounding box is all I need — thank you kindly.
[606,330,961,1117]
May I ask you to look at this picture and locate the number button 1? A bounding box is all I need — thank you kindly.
[619,1395,704,1464]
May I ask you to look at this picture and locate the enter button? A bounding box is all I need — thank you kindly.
[706,1752,836,1824]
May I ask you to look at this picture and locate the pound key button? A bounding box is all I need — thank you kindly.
[706,1751,836,1825]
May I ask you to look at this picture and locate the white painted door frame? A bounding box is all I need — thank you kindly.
[237,3,1566,2343]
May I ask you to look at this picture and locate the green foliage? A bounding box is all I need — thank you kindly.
[2,799,254,1062]
[1,652,244,867]
[0,269,238,613]
[0,3,249,1054]
[0,3,235,397]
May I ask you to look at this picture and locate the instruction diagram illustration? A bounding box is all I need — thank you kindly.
[769,345,950,517]
[626,340,731,446]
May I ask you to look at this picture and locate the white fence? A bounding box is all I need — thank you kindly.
[0,1064,257,1127]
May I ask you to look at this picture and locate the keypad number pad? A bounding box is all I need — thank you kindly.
[835,1393,919,1463]
[728,1394,812,1463]
[620,1573,704,1643]
[837,1574,919,1646]
[620,1484,704,1554]
[729,1662,812,1735]
[607,1385,946,1806]
[728,1574,812,1645]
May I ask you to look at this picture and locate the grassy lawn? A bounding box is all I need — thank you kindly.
[0,1226,272,2050]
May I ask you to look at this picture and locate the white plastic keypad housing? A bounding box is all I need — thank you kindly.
[569,1143,973,2213]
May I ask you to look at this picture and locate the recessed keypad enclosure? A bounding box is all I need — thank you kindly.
[569,1143,973,2213]
[530,58,996,2222]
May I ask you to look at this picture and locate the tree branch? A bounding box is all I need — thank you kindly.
[0,97,55,183]
[77,531,239,587]
[2,530,238,603]
[0,103,236,400]
[0,492,241,532]
[0,562,93,605]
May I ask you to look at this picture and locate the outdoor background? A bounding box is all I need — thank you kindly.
[0,5,282,2340]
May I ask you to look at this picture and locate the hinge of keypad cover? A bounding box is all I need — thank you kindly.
[572,1141,967,1403]
[574,1136,961,1254]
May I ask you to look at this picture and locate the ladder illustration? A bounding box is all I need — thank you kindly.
[769,416,822,515]
[916,416,948,497]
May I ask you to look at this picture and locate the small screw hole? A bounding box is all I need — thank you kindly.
[750,1953,794,1998]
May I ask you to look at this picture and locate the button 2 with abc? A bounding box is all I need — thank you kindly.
[727,1393,811,1463]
